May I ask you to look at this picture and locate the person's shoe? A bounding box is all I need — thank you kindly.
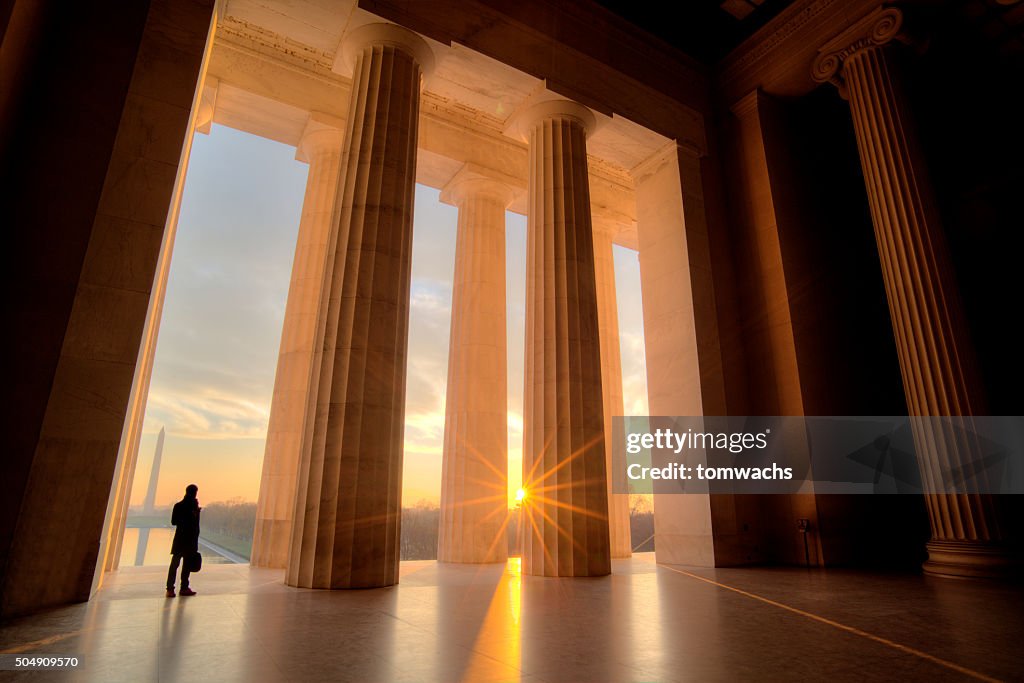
[179,587,197,596]
[165,589,176,598]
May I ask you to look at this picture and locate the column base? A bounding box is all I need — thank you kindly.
[284,577,399,590]
[923,539,1021,580]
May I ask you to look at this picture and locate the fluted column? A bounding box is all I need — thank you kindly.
[437,167,514,564]
[286,23,433,589]
[512,99,611,577]
[252,113,344,569]
[592,214,632,559]
[813,8,1014,578]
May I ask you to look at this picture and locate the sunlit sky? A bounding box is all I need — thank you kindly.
[132,125,648,509]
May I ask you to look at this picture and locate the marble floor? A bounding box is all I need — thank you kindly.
[0,553,1021,682]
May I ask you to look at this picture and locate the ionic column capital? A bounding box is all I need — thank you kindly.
[295,112,344,163]
[340,22,436,79]
[811,7,906,96]
[440,164,518,208]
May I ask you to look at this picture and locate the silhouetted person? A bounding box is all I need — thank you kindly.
[166,484,201,597]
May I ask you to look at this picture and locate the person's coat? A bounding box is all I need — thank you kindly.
[170,497,201,555]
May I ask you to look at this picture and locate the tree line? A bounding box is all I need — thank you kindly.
[156,496,655,562]
[200,499,257,542]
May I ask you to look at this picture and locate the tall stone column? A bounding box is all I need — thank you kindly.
[437,166,514,564]
[513,99,610,577]
[252,113,344,569]
[634,143,734,567]
[813,8,1013,578]
[592,213,632,559]
[286,24,433,589]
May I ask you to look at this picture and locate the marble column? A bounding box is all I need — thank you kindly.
[437,166,514,564]
[252,113,344,569]
[286,23,433,589]
[633,143,733,567]
[813,8,1013,578]
[513,99,611,577]
[591,213,632,558]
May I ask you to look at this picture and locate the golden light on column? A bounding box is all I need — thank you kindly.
[510,97,612,577]
[592,211,633,558]
[285,23,435,589]
[518,431,612,571]
[438,166,516,565]
[252,112,345,569]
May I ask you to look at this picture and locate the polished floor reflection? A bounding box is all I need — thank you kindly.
[0,554,1021,682]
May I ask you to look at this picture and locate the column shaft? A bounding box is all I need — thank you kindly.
[286,26,429,589]
[845,46,1001,566]
[519,102,610,577]
[252,117,343,568]
[592,218,631,558]
[634,144,732,567]
[814,8,1012,577]
[438,177,511,563]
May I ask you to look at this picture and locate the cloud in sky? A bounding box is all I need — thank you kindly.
[134,126,648,508]
[135,126,305,505]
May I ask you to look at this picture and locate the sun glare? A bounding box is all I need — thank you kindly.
[515,487,527,503]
